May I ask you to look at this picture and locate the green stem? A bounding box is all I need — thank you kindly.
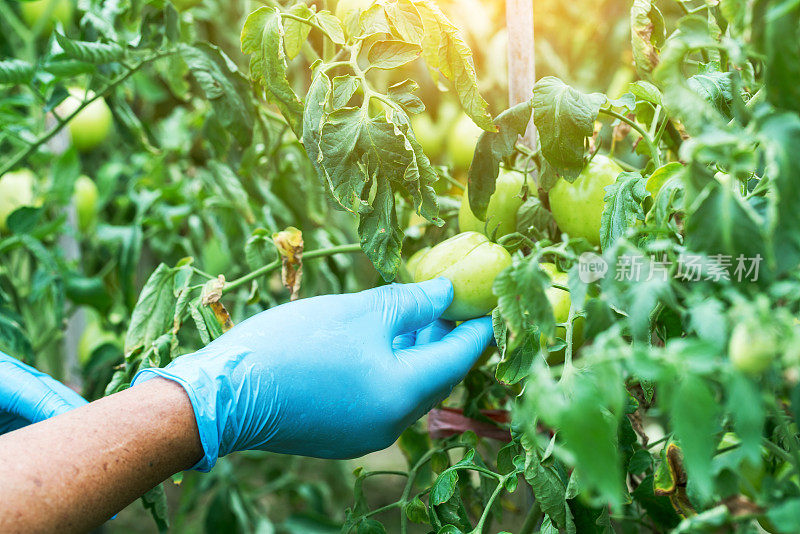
[222,243,363,294]
[599,108,662,168]
[361,470,409,478]
[1,50,174,176]
[441,172,466,191]
[473,473,518,533]
[363,501,403,518]
[280,12,336,44]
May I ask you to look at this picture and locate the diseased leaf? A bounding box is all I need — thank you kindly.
[241,7,304,136]
[532,77,605,181]
[630,0,666,78]
[181,43,254,147]
[124,263,193,357]
[600,172,648,250]
[358,170,403,282]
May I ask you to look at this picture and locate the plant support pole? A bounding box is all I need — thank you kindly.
[505,0,537,161]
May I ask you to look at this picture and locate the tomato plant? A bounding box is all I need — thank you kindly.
[2,0,800,531]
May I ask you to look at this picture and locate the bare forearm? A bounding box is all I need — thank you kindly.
[0,378,203,533]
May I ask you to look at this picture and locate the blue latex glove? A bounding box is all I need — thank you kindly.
[0,352,88,435]
[133,279,493,471]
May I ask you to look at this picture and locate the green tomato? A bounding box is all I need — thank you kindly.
[411,114,445,160]
[57,88,113,152]
[548,154,622,247]
[73,175,98,231]
[540,262,584,363]
[459,168,528,239]
[414,232,512,320]
[729,321,779,375]
[19,0,73,32]
[447,114,483,171]
[0,169,37,232]
[401,246,430,283]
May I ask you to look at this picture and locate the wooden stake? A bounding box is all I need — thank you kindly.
[505,0,537,153]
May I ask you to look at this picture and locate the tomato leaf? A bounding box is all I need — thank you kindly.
[387,79,425,114]
[358,171,402,282]
[241,7,304,136]
[384,0,424,44]
[180,43,254,147]
[467,100,533,220]
[367,40,421,70]
[55,33,126,64]
[124,263,193,357]
[494,255,554,345]
[599,171,648,250]
[314,11,346,44]
[669,375,720,503]
[283,2,315,60]
[0,59,35,84]
[532,77,605,182]
[415,0,494,131]
[630,0,665,78]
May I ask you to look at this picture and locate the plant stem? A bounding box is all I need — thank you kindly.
[473,473,518,532]
[441,172,466,191]
[280,12,336,44]
[1,50,175,176]
[599,107,662,168]
[222,243,363,294]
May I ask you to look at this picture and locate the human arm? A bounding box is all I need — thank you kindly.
[0,378,202,533]
[0,280,493,532]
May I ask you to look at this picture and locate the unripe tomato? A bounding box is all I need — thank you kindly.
[446,114,483,171]
[73,175,98,232]
[411,114,445,160]
[19,0,73,32]
[458,168,528,239]
[56,88,113,152]
[729,321,779,375]
[414,232,512,320]
[540,262,584,363]
[402,246,430,282]
[548,154,622,247]
[0,169,37,232]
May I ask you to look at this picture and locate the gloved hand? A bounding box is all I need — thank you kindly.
[132,279,493,471]
[0,352,88,435]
